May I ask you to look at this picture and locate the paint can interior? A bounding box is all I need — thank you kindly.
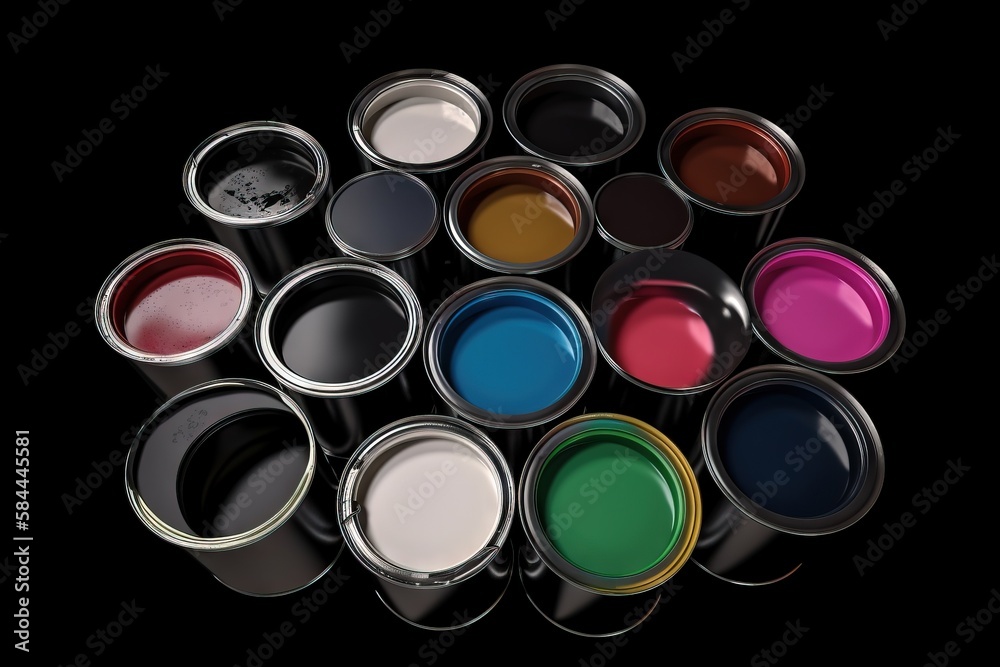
[182,121,331,295]
[693,365,884,585]
[348,69,492,196]
[657,108,805,280]
[424,277,596,471]
[95,238,259,399]
[325,170,443,302]
[255,258,425,460]
[338,416,515,630]
[125,378,343,596]
[519,414,700,636]
[742,238,905,373]
[589,249,752,436]
[503,64,645,191]
[443,156,594,303]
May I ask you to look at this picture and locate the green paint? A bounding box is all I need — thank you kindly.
[535,423,685,577]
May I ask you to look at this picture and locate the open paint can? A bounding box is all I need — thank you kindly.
[443,156,594,303]
[348,69,492,196]
[338,416,515,630]
[183,121,331,295]
[742,238,906,373]
[255,258,425,460]
[325,170,443,303]
[590,248,752,432]
[95,238,259,399]
[125,378,343,596]
[423,276,596,471]
[692,365,884,585]
[503,64,645,191]
[657,108,805,279]
[519,414,700,636]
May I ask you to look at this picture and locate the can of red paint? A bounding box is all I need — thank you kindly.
[95,238,260,399]
[657,108,805,280]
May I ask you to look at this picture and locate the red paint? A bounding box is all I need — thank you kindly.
[609,289,715,389]
[114,249,243,355]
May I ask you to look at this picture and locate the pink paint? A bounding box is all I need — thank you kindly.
[114,249,243,355]
[752,249,891,363]
[609,289,715,389]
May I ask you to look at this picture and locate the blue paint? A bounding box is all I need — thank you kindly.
[440,289,583,415]
[718,385,859,518]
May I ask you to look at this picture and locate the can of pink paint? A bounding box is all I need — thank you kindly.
[741,238,905,373]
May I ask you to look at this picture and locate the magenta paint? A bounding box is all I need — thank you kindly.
[743,238,905,373]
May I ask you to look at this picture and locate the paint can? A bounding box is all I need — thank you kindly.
[503,64,645,192]
[423,276,596,472]
[692,364,885,585]
[95,238,260,399]
[255,258,425,460]
[518,414,700,636]
[348,69,492,197]
[182,121,331,295]
[657,108,805,279]
[442,156,594,305]
[324,170,444,303]
[338,415,515,630]
[741,238,906,373]
[125,378,343,596]
[583,172,694,301]
[589,248,752,435]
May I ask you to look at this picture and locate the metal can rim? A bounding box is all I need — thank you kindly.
[700,364,886,536]
[657,107,806,216]
[348,69,493,174]
[518,413,702,596]
[503,63,646,167]
[255,257,423,397]
[337,415,515,588]
[182,120,330,229]
[95,238,255,366]
[124,377,319,552]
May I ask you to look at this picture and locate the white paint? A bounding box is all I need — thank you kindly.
[368,96,479,164]
[358,436,501,572]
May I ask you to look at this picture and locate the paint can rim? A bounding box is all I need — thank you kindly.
[95,238,255,366]
[255,257,423,398]
[657,107,805,215]
[741,237,906,373]
[182,120,330,229]
[519,413,701,596]
[337,415,515,588]
[700,364,885,536]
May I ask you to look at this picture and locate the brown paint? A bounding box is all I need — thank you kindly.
[457,168,580,264]
[669,119,791,208]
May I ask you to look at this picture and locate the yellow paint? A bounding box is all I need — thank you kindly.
[465,184,576,263]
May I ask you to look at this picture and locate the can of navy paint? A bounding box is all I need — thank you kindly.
[741,238,906,373]
[338,415,515,630]
[423,276,596,472]
[182,121,332,295]
[519,413,700,636]
[692,365,885,585]
[125,378,344,596]
[657,108,805,280]
[348,69,492,197]
[255,258,425,460]
[503,64,645,192]
[95,238,260,399]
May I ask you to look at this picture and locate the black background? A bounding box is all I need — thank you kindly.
[7,0,994,665]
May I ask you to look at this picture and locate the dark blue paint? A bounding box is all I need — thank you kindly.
[718,385,859,518]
